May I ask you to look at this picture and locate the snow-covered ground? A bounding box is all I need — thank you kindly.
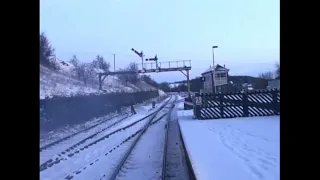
[178,109,280,180]
[176,95,185,110]
[40,61,165,99]
[40,112,129,147]
[40,96,173,180]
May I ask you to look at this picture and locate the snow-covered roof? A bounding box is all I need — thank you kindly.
[201,64,229,75]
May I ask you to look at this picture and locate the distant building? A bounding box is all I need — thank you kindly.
[267,79,280,90]
[201,64,230,93]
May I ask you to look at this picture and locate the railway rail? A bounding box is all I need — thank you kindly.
[161,102,175,180]
[40,95,191,180]
[105,95,177,180]
[40,113,132,152]
[40,97,171,172]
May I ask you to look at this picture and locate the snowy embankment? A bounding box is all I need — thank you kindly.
[178,109,280,180]
[40,61,165,99]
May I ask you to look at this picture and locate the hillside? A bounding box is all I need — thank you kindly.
[40,61,162,99]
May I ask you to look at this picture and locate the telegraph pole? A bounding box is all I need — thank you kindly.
[141,51,144,69]
[113,54,116,72]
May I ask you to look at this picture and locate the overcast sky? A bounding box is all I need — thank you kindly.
[40,0,279,83]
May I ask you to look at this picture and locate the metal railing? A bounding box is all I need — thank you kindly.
[141,60,191,70]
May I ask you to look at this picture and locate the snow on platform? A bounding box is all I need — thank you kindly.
[175,95,185,110]
[178,110,280,180]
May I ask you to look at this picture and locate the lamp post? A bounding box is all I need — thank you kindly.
[212,46,218,67]
[212,46,218,93]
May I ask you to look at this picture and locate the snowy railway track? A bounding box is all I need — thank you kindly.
[162,103,191,180]
[40,110,163,171]
[105,95,177,180]
[40,99,170,168]
[161,103,175,180]
[58,96,173,180]
[40,113,131,152]
[62,112,169,180]
[40,96,173,180]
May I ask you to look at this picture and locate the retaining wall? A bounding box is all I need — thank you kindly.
[40,90,159,131]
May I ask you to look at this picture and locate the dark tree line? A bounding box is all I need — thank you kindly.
[158,77,204,92]
[140,75,158,87]
[117,62,140,85]
[158,82,171,92]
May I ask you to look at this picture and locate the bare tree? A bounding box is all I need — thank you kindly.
[73,63,85,82]
[92,55,110,72]
[259,71,274,80]
[117,68,131,85]
[82,63,95,85]
[72,62,95,85]
[117,62,140,85]
[127,62,139,84]
[69,55,82,79]
[69,55,79,67]
[40,32,56,69]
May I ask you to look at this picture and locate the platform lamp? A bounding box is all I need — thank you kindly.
[212,46,218,93]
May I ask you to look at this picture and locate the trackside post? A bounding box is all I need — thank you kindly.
[194,93,201,119]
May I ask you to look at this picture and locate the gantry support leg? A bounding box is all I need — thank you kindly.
[187,70,190,94]
[99,74,108,90]
[99,74,102,90]
[179,70,191,98]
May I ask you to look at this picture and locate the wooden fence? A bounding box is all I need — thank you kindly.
[193,89,280,119]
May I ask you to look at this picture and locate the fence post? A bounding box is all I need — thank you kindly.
[219,94,224,118]
[271,89,279,115]
[194,93,201,119]
[243,92,248,117]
